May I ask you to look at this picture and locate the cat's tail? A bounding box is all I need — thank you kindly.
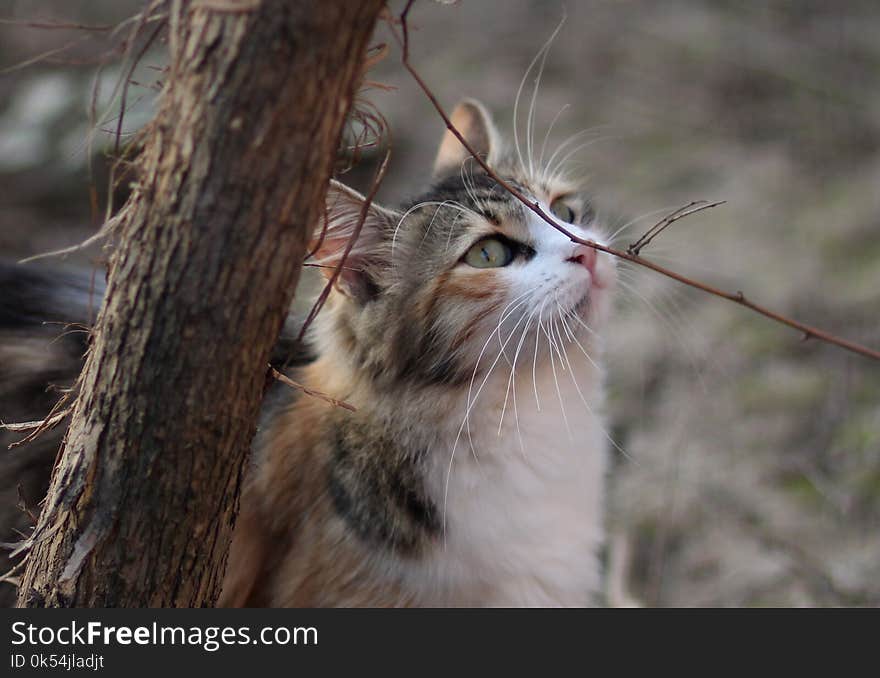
[0,259,314,367]
[0,258,315,438]
[0,260,99,605]
[0,260,312,607]
[0,259,315,604]
[0,260,104,332]
[0,259,99,419]
[0,259,100,434]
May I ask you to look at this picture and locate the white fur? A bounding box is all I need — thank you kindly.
[423,358,607,606]
[404,208,615,606]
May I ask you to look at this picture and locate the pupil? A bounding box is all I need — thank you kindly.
[482,247,491,262]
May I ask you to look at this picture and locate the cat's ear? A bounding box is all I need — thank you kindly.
[309,180,396,303]
[432,99,499,178]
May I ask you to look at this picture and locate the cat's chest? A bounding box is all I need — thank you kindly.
[416,362,608,606]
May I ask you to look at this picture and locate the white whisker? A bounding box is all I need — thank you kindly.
[562,305,600,341]
[532,296,548,411]
[393,200,477,260]
[513,15,565,176]
[545,311,571,439]
[443,287,538,543]
[545,137,605,181]
[542,306,567,369]
[614,276,712,393]
[555,302,636,463]
[538,103,570,174]
[465,306,532,460]
[526,17,564,177]
[420,200,469,250]
[543,128,602,180]
[498,307,538,447]
[559,308,601,371]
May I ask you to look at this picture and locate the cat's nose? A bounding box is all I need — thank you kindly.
[566,244,597,275]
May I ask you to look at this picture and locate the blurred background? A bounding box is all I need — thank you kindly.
[1,0,878,605]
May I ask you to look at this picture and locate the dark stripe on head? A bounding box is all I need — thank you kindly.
[405,171,522,218]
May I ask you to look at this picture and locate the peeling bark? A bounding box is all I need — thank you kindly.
[16,0,384,607]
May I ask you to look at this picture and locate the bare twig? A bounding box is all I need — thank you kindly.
[305,201,333,263]
[18,203,131,264]
[269,367,356,412]
[18,229,109,264]
[0,34,94,74]
[114,19,165,156]
[2,407,72,449]
[391,1,880,362]
[16,486,39,526]
[297,149,391,342]
[0,560,25,588]
[0,19,114,32]
[627,200,726,256]
[0,6,158,75]
[192,0,261,12]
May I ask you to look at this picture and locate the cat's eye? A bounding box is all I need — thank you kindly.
[550,198,575,223]
[464,237,514,268]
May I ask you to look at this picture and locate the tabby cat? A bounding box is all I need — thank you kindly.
[219,99,617,606]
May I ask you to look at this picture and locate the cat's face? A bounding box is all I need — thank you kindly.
[312,100,615,390]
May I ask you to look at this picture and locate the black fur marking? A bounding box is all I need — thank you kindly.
[0,260,313,368]
[401,324,472,388]
[418,351,471,388]
[405,172,518,215]
[327,418,440,556]
[0,260,104,331]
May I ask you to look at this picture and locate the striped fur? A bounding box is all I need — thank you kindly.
[222,100,617,606]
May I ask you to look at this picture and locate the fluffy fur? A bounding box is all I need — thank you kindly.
[0,264,103,606]
[221,99,617,607]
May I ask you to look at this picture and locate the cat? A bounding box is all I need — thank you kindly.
[0,264,106,607]
[219,99,617,607]
[0,99,616,608]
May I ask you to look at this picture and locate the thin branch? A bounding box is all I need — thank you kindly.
[391,2,880,362]
[302,263,363,271]
[0,560,25,588]
[627,200,726,256]
[297,149,391,342]
[114,19,165,156]
[18,202,131,264]
[269,367,356,412]
[0,34,94,74]
[2,407,72,449]
[16,485,39,526]
[304,201,333,262]
[192,0,261,11]
[0,19,114,31]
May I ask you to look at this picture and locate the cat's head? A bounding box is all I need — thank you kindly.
[309,100,615,390]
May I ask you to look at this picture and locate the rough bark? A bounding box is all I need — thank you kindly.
[16,0,384,607]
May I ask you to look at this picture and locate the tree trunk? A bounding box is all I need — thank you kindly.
[16,0,383,607]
